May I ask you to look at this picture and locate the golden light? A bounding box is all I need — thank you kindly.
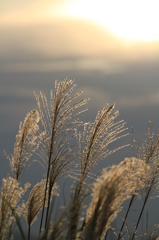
[57,0,159,42]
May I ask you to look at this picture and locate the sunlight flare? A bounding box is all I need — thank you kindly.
[58,0,159,41]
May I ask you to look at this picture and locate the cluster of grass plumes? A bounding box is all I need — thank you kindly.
[1,78,159,239]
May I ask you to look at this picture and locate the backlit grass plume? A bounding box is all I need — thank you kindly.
[34,79,89,233]
[1,78,159,239]
[26,179,58,239]
[5,109,42,180]
[66,102,129,237]
[76,102,128,184]
[83,157,149,240]
[118,121,159,239]
[0,176,29,239]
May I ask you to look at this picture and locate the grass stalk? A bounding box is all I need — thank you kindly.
[131,178,154,240]
[45,183,54,228]
[28,225,30,240]
[118,125,159,239]
[39,85,58,234]
[39,123,56,234]
[117,195,135,239]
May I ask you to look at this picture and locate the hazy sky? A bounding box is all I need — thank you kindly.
[1,0,159,138]
[1,0,159,120]
[1,0,159,73]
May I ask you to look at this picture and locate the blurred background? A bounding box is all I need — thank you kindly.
[1,0,159,239]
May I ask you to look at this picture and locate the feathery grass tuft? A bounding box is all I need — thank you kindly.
[5,109,42,180]
[34,79,89,232]
[26,179,58,227]
[2,78,159,239]
[76,102,129,183]
[0,176,29,239]
[83,157,149,240]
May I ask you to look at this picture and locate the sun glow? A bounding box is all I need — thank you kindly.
[58,0,159,41]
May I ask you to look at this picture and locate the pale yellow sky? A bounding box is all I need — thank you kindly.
[1,0,159,72]
[0,0,68,25]
[1,0,159,40]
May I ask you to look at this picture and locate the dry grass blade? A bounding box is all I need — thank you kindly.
[84,158,149,240]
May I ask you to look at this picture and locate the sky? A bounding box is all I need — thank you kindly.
[1,1,159,238]
[1,0,159,73]
[1,0,159,115]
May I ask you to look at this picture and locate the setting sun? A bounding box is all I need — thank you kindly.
[57,0,159,41]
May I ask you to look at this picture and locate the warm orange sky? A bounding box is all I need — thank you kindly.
[1,0,159,72]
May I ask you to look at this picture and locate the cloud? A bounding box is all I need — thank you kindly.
[1,18,159,73]
[0,19,124,72]
[79,83,159,111]
[118,91,159,108]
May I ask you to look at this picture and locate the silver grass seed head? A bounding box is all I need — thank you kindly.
[25,179,59,226]
[5,109,41,180]
[84,157,149,239]
[0,175,30,236]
